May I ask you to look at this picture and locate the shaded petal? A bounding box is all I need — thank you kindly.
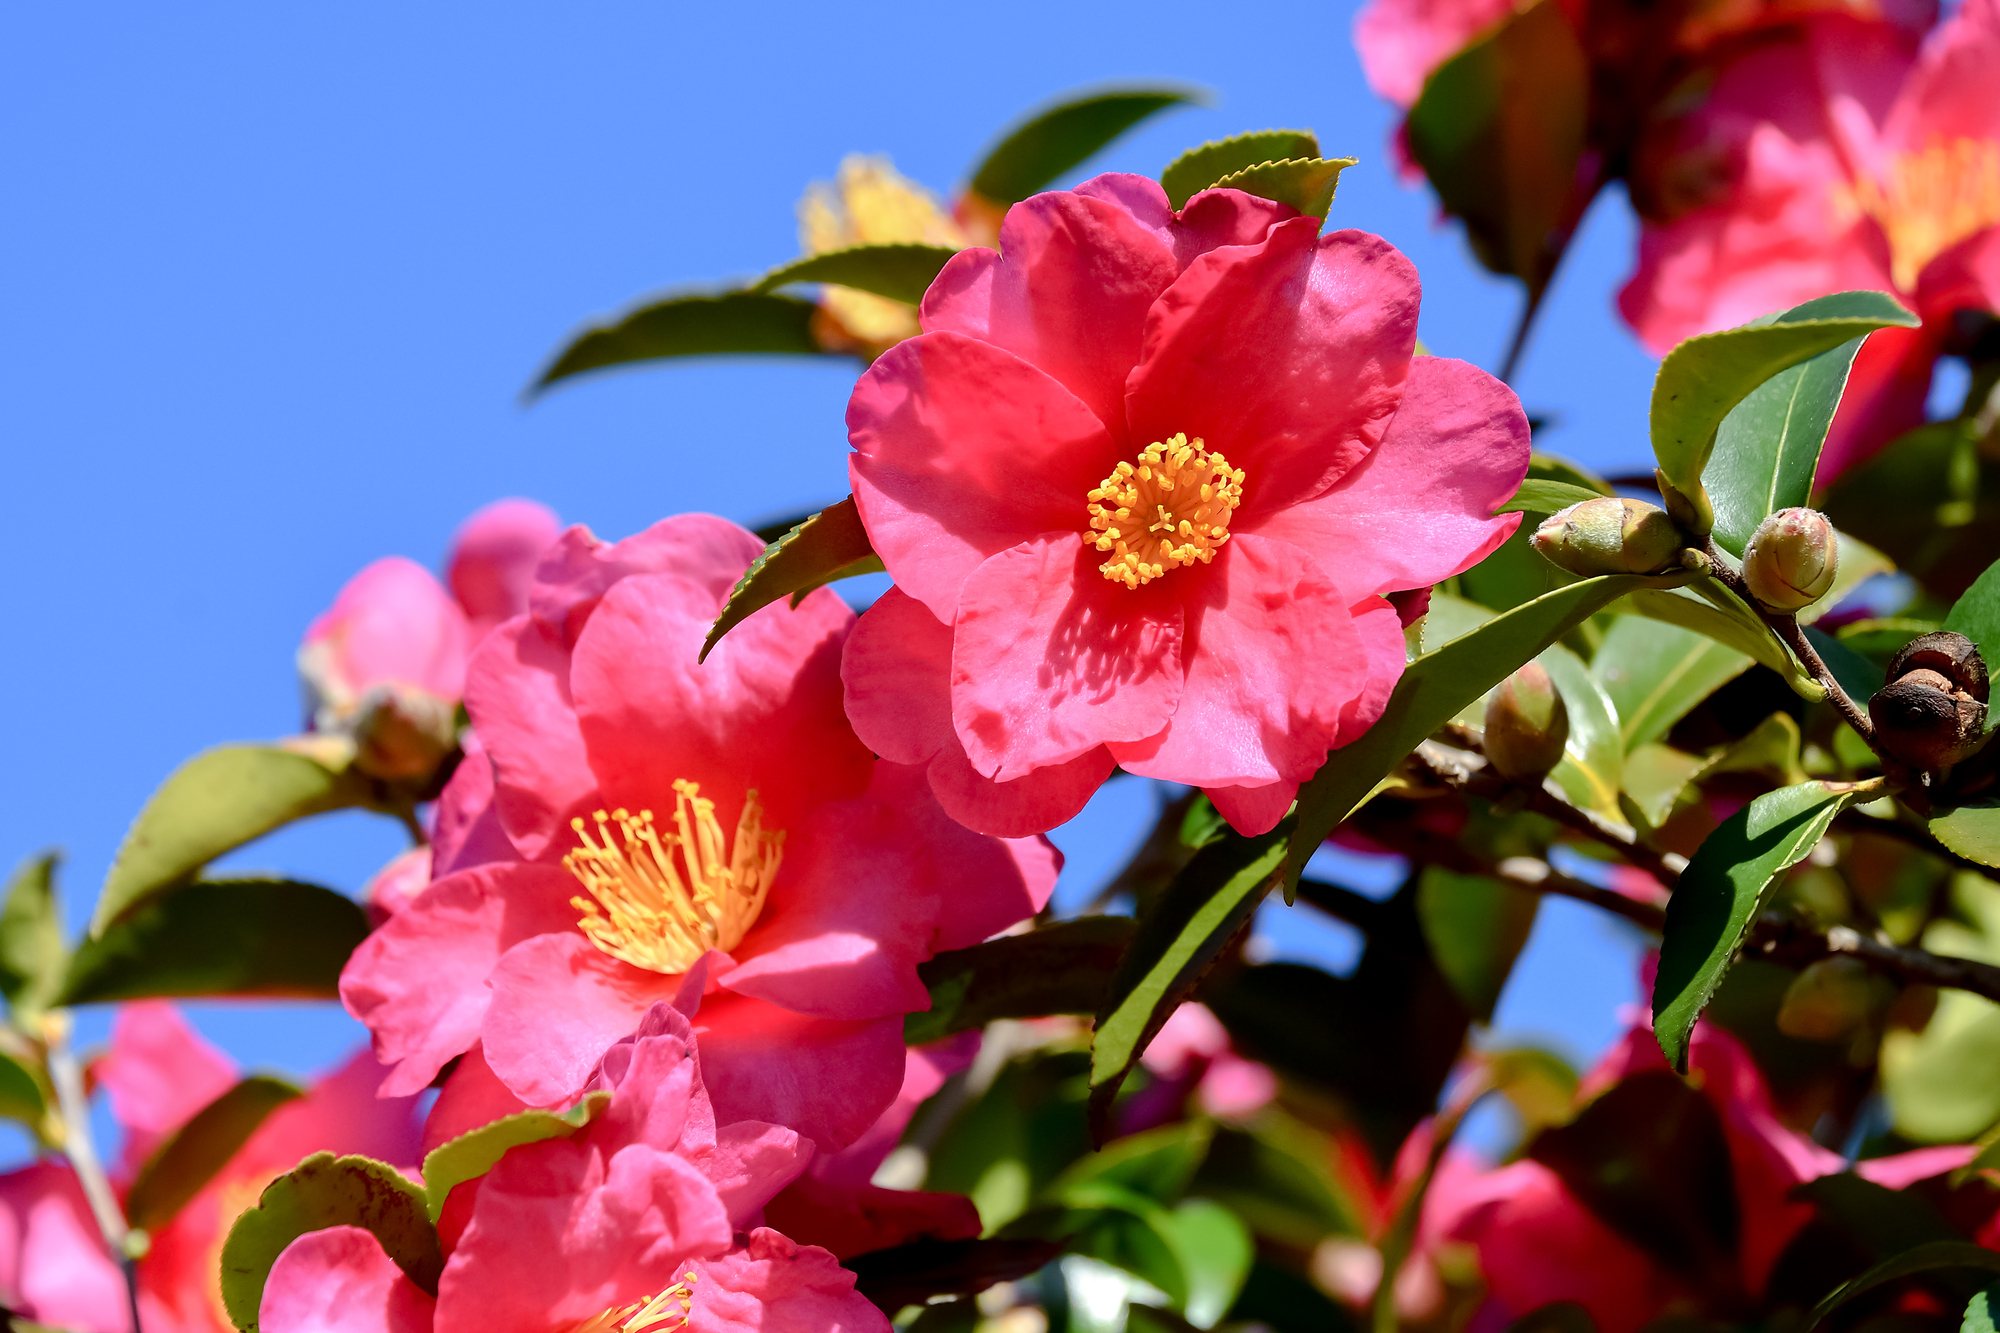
[849,333,1118,621]
[1332,595,1407,749]
[482,932,679,1109]
[1204,781,1299,837]
[1171,186,1301,262]
[927,740,1115,838]
[693,1122,816,1233]
[762,1172,982,1261]
[447,498,563,643]
[430,729,516,877]
[1249,356,1529,596]
[693,993,906,1152]
[0,1162,129,1333]
[952,535,1184,780]
[262,1227,435,1333]
[463,616,598,863]
[528,514,766,648]
[688,1228,891,1333]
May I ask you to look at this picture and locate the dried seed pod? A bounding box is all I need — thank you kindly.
[1741,507,1838,612]
[1483,663,1570,781]
[1531,497,1685,577]
[1869,630,1990,771]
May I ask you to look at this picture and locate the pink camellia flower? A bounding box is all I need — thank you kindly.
[1140,1002,1278,1120]
[843,175,1530,838]
[260,1004,888,1333]
[1353,0,1518,108]
[1620,0,1999,480]
[341,513,1058,1150]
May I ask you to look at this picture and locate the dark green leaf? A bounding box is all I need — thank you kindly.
[219,1152,443,1330]
[0,1048,49,1135]
[1705,333,1870,558]
[1495,478,1604,516]
[1047,1120,1212,1208]
[1652,781,1869,1072]
[968,86,1204,204]
[1189,1125,1359,1248]
[752,243,962,306]
[531,291,825,395]
[1651,292,1918,532]
[1804,1241,2000,1332]
[1944,557,2000,715]
[125,1076,303,1232]
[1285,573,1688,894]
[93,741,374,934]
[1804,626,1886,704]
[0,853,63,1015]
[1208,157,1355,220]
[701,496,882,661]
[848,1237,1067,1314]
[1160,130,1318,209]
[62,878,371,1006]
[420,1091,610,1222]
[1416,867,1539,1022]
[1591,616,1754,751]
[1624,582,1814,696]
[906,916,1134,1046]
[1930,800,2000,869]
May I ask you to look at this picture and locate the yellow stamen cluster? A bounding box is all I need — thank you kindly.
[564,781,783,976]
[1087,433,1245,588]
[1841,137,2000,292]
[570,1272,698,1333]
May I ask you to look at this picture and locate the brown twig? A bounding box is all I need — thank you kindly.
[1746,914,2000,1005]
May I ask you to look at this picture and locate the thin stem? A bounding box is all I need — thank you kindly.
[46,1014,142,1332]
[1772,614,1877,745]
[1497,284,1548,387]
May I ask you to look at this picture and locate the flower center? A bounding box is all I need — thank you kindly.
[1840,137,2000,292]
[564,781,784,975]
[1086,433,1245,588]
[569,1272,698,1333]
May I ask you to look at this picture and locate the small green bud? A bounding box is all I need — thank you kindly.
[1741,507,1838,612]
[1483,663,1570,781]
[1531,497,1685,576]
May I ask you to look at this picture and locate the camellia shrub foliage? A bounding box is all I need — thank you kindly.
[6,0,2000,1327]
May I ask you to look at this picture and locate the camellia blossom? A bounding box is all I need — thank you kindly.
[1620,0,1999,479]
[260,1004,888,1333]
[341,514,1058,1150]
[843,174,1531,837]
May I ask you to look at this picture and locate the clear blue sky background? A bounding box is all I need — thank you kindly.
[0,1,1655,1164]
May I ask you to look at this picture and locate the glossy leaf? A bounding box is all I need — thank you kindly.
[1624,583,1802,689]
[907,916,1134,1045]
[421,1092,611,1222]
[752,243,961,306]
[0,853,63,1015]
[1944,556,2000,722]
[125,1076,304,1232]
[93,740,374,934]
[531,291,824,394]
[1804,625,1886,704]
[1208,157,1355,220]
[701,496,881,661]
[968,86,1203,204]
[1155,1198,1254,1328]
[219,1151,443,1329]
[0,1048,49,1135]
[1416,868,1539,1022]
[1650,292,1918,531]
[1592,616,1754,751]
[1966,1283,2000,1333]
[1622,743,1707,830]
[1285,573,1688,894]
[1705,332,1870,558]
[1496,478,1604,516]
[1652,781,1868,1072]
[1160,130,1318,208]
[61,878,371,1006]
[1931,801,2000,869]
[1804,1241,2000,1331]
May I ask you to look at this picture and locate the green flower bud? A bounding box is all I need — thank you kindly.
[1530,497,1685,577]
[1483,663,1570,781]
[1741,507,1838,612]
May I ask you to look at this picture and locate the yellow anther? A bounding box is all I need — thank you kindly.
[569,1271,699,1333]
[1837,137,2000,292]
[1086,433,1245,588]
[563,782,783,976]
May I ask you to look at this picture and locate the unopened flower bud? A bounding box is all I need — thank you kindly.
[1776,957,1884,1042]
[352,684,458,783]
[1531,497,1684,577]
[1483,663,1570,781]
[1741,508,1838,612]
[1869,631,1991,771]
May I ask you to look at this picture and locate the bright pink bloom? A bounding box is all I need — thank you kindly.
[1140,1003,1278,1119]
[1354,0,1517,108]
[1620,0,2000,479]
[448,498,565,641]
[364,846,434,923]
[0,1162,129,1333]
[341,514,1058,1149]
[844,176,1528,837]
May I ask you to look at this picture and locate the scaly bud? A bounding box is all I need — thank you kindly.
[1483,663,1570,781]
[1741,507,1838,612]
[1869,631,1991,771]
[1531,497,1685,577]
[351,684,459,784]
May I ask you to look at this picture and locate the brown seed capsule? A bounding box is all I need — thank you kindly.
[1869,630,1990,771]
[1483,663,1571,781]
[1531,497,1685,577]
[1741,507,1839,612]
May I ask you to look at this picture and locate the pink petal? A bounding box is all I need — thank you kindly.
[926,739,1114,838]
[300,557,471,712]
[693,993,907,1152]
[0,1162,130,1333]
[1882,0,2000,152]
[237,1048,426,1183]
[528,514,766,649]
[1204,781,1298,836]
[690,1122,816,1233]
[463,616,599,863]
[340,863,580,1098]
[429,730,516,877]
[848,333,1119,622]
[688,1228,891,1333]
[952,535,1185,781]
[481,932,679,1108]
[1333,594,1407,749]
[364,846,434,923]
[422,1043,529,1158]
[100,1002,237,1175]
[262,1227,435,1333]
[1113,535,1378,788]
[762,1172,982,1261]
[1125,221,1420,518]
[1248,357,1528,597]
[1353,0,1518,106]
[1854,1144,1978,1189]
[447,498,562,642]
[1143,1003,1232,1077]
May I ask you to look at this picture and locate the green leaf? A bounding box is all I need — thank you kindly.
[1090,826,1291,1130]
[1650,292,1919,532]
[125,1076,304,1232]
[1403,0,1589,296]
[968,85,1204,204]
[93,741,374,934]
[1705,333,1870,558]
[1622,743,1708,830]
[1945,556,2000,718]
[752,243,962,306]
[1153,1198,1253,1328]
[1496,478,1605,516]
[1285,573,1688,894]
[1965,1282,2000,1333]
[1932,801,2000,868]
[1803,1241,2000,1332]
[906,916,1134,1046]
[219,1152,443,1330]
[62,878,371,1006]
[1592,616,1754,751]
[1884,989,2000,1140]
[1805,625,1887,703]
[1160,130,1319,209]
[0,853,64,1015]
[701,496,881,661]
[1048,1120,1213,1209]
[0,1048,50,1136]
[421,1092,611,1223]
[1417,868,1540,1022]
[531,291,825,394]
[1207,157,1355,220]
[1651,780,1869,1072]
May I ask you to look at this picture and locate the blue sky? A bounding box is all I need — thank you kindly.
[0,1,1657,1161]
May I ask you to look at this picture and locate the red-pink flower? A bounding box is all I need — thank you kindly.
[1354,0,1518,108]
[843,175,1529,838]
[1620,0,1999,479]
[1140,1003,1278,1120]
[341,514,1058,1150]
